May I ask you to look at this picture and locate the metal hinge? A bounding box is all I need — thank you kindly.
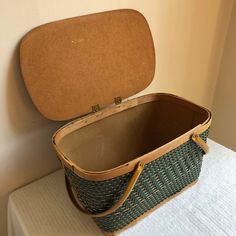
[92,104,100,113]
[114,96,122,105]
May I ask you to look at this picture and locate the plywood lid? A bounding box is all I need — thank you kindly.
[20,9,155,121]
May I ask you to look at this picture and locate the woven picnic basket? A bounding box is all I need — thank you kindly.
[19,9,212,235]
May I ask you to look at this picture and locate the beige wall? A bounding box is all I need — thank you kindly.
[0,1,233,235]
[210,1,236,151]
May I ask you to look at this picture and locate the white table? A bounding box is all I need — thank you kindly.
[8,140,236,236]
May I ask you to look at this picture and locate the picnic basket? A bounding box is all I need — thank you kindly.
[19,9,211,235]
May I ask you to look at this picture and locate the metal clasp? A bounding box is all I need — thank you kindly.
[92,104,100,113]
[114,96,122,105]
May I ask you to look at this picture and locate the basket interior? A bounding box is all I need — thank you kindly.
[57,97,209,172]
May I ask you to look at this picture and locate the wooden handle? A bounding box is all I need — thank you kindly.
[65,134,208,217]
[192,133,209,154]
[65,161,145,218]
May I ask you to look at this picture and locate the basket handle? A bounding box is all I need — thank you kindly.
[65,133,208,218]
[65,161,145,218]
[191,133,209,154]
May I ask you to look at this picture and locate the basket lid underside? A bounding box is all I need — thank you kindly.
[20,9,155,121]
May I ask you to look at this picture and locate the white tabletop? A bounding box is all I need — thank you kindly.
[8,140,236,236]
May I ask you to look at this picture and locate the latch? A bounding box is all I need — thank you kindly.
[92,104,100,113]
[114,96,122,105]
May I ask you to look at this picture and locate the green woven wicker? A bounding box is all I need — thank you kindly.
[65,130,209,233]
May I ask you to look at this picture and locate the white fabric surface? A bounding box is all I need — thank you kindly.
[8,139,236,236]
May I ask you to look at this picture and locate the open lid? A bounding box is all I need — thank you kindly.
[20,9,155,121]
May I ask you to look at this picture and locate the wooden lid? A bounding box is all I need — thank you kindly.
[20,9,155,121]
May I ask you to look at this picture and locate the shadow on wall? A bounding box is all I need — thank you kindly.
[2,40,67,235]
[4,40,68,191]
[5,40,66,182]
[182,0,231,108]
[6,41,63,134]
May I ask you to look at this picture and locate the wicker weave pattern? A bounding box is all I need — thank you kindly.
[65,130,208,233]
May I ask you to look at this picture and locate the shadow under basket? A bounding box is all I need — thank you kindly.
[53,93,211,235]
